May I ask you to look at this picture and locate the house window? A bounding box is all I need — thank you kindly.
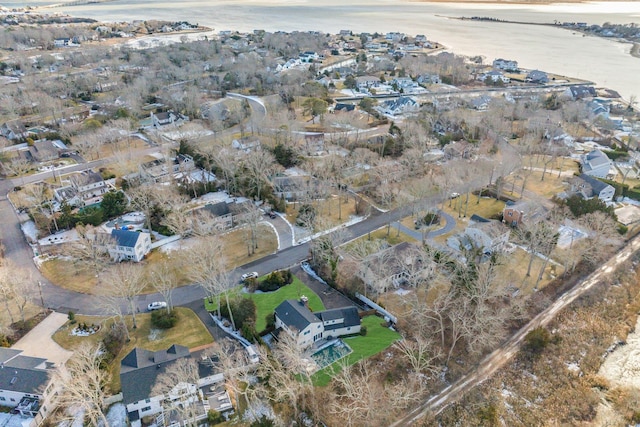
[0,397,5,401]
[145,398,151,403]
[141,406,152,412]
[10,398,15,402]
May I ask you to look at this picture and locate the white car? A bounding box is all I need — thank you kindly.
[240,272,258,282]
[147,301,167,311]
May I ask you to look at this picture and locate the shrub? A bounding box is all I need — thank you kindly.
[220,297,257,331]
[67,311,76,324]
[151,310,178,329]
[523,327,553,357]
[264,313,275,332]
[103,322,127,360]
[359,325,368,336]
[258,270,293,292]
[207,409,225,425]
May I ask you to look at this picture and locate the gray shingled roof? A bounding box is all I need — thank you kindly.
[0,350,53,396]
[120,345,191,405]
[0,349,22,364]
[317,307,360,331]
[203,202,230,217]
[579,173,611,195]
[275,300,321,332]
[111,229,142,248]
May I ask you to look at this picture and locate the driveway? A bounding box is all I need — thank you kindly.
[391,209,456,241]
[291,265,357,310]
[12,311,72,366]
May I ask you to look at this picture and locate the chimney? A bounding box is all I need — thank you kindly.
[114,222,118,230]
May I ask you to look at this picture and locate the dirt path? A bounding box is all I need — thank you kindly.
[389,234,640,426]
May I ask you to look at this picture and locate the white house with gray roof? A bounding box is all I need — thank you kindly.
[571,174,616,203]
[109,229,151,262]
[0,348,58,427]
[581,149,613,178]
[120,345,225,427]
[274,298,360,348]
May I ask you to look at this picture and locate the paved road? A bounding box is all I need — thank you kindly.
[388,233,640,427]
[0,174,441,315]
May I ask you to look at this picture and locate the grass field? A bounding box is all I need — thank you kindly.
[53,307,213,393]
[312,316,401,386]
[204,276,325,333]
[40,224,277,295]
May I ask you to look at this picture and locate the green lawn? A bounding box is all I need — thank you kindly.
[312,316,402,386]
[204,275,325,332]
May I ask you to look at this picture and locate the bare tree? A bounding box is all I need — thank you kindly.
[49,343,110,426]
[0,261,35,324]
[394,335,441,379]
[101,263,146,330]
[151,357,202,426]
[150,263,176,313]
[69,224,115,275]
[182,237,228,317]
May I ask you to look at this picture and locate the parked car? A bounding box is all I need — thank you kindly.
[240,272,259,282]
[268,211,277,219]
[147,301,167,311]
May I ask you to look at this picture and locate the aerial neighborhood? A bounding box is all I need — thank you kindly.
[0,7,639,427]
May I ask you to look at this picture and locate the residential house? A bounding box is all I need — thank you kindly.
[139,154,196,183]
[54,170,109,207]
[232,136,261,152]
[417,73,441,85]
[299,51,319,62]
[199,199,253,231]
[271,175,322,201]
[444,141,477,160]
[469,95,493,110]
[385,32,405,42]
[569,174,616,203]
[502,200,526,227]
[0,348,58,427]
[392,77,419,92]
[274,298,361,348]
[581,149,613,178]
[449,215,509,255]
[565,85,597,100]
[465,216,510,254]
[339,30,352,37]
[1,120,28,140]
[525,70,549,84]
[149,111,189,129]
[478,70,510,84]
[120,345,225,427]
[355,75,381,92]
[415,34,428,43]
[316,75,332,88]
[492,58,518,71]
[588,99,610,118]
[23,139,62,163]
[333,103,356,113]
[53,37,79,47]
[376,96,419,116]
[109,229,151,262]
[356,242,434,292]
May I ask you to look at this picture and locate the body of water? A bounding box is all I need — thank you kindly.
[3,0,640,98]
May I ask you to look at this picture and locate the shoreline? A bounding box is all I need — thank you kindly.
[410,0,637,3]
[446,16,640,60]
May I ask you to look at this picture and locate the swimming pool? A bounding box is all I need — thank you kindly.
[311,340,352,372]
